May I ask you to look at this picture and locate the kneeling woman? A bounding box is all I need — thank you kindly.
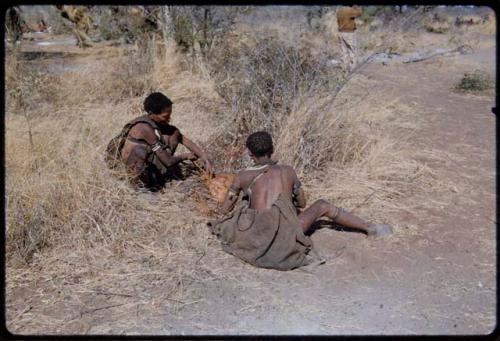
[109,92,213,191]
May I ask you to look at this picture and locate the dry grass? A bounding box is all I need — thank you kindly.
[294,81,445,225]
[5,6,494,334]
[5,34,225,335]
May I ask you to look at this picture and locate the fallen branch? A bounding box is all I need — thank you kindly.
[357,44,474,68]
[402,44,473,63]
[361,44,473,66]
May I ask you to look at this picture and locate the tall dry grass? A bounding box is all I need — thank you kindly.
[204,27,347,172]
[6,40,169,265]
[5,7,446,266]
[6,6,480,333]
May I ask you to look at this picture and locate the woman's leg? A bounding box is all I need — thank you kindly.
[298,199,379,235]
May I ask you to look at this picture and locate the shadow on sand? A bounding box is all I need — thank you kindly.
[305,219,367,237]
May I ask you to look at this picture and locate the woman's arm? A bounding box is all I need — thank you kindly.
[181,135,214,174]
[292,170,306,208]
[220,174,242,215]
[294,188,307,209]
[132,123,195,167]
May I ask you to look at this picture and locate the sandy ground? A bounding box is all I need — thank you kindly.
[6,32,496,335]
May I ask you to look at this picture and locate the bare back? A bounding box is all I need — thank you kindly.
[238,164,296,212]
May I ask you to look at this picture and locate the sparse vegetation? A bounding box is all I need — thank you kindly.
[5,5,496,335]
[455,69,494,92]
[424,12,452,33]
[168,6,245,57]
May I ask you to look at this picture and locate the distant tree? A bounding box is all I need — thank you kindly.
[91,6,162,44]
[167,6,246,57]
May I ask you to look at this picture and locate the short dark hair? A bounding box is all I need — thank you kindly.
[144,92,172,115]
[246,131,274,157]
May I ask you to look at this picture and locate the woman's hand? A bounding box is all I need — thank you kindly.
[201,157,214,177]
[180,136,213,175]
[181,152,198,161]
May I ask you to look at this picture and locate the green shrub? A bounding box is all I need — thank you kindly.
[455,70,494,92]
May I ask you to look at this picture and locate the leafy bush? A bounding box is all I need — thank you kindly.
[455,70,494,92]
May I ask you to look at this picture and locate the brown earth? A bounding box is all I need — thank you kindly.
[6,33,496,335]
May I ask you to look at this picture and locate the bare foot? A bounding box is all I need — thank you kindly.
[367,224,393,237]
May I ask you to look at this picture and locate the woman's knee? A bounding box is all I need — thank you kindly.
[125,145,148,169]
[314,199,340,218]
[131,145,148,160]
[313,199,330,212]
